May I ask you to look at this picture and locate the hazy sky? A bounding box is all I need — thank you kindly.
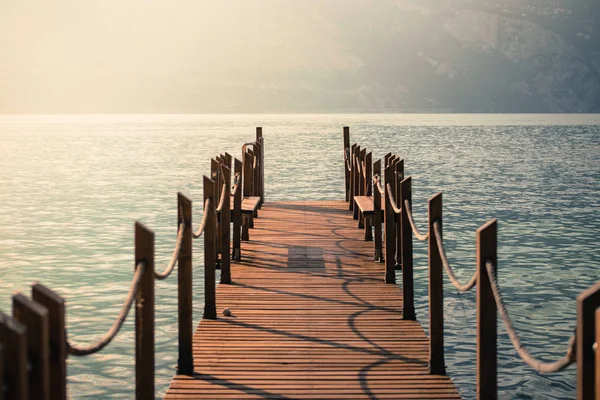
[2,1,598,113]
[0,1,360,113]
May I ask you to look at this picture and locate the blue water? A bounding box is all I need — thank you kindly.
[0,114,599,399]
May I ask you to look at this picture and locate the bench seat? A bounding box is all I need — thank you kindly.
[231,196,261,242]
[230,196,261,215]
[353,196,384,215]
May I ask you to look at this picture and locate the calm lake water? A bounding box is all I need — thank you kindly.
[0,114,599,399]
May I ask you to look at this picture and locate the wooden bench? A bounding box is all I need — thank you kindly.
[231,196,261,241]
[353,195,383,241]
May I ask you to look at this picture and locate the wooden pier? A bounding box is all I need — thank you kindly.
[165,201,460,399]
[1,126,599,400]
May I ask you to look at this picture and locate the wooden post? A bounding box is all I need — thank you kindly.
[177,193,193,375]
[253,142,261,198]
[428,193,446,375]
[0,344,3,400]
[343,127,350,202]
[349,144,357,211]
[400,177,416,320]
[363,152,373,240]
[358,149,366,229]
[388,154,396,167]
[353,146,360,219]
[31,284,66,400]
[242,150,254,234]
[256,127,264,206]
[390,157,399,269]
[247,148,255,199]
[220,165,232,284]
[384,152,392,167]
[395,159,404,270]
[224,152,232,169]
[596,308,600,400]
[232,158,243,261]
[203,176,217,320]
[211,159,222,265]
[384,164,396,284]
[0,313,28,400]
[577,281,600,399]
[242,151,251,198]
[243,150,253,199]
[373,160,383,261]
[134,222,155,399]
[476,219,497,400]
[13,293,50,399]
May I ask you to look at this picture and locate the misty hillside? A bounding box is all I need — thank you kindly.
[1,0,599,113]
[203,0,600,113]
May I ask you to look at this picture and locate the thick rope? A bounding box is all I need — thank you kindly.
[154,222,185,280]
[373,175,384,195]
[343,150,352,172]
[403,199,429,241]
[68,262,145,356]
[485,261,576,373]
[215,183,227,213]
[193,198,212,239]
[385,183,402,214]
[231,173,241,196]
[433,221,477,292]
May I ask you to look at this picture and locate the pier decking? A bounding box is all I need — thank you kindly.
[165,201,461,399]
[2,128,596,400]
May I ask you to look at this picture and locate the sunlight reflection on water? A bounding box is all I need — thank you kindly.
[0,114,598,399]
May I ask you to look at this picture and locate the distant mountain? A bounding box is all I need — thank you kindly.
[189,0,600,113]
[1,0,598,113]
[237,0,600,113]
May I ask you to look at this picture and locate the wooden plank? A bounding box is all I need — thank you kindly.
[177,193,194,375]
[220,165,232,284]
[428,193,446,375]
[135,222,155,399]
[230,196,261,213]
[203,177,217,320]
[164,200,461,399]
[0,313,27,400]
[12,293,50,400]
[577,281,600,399]
[353,196,375,215]
[31,284,67,400]
[477,219,497,400]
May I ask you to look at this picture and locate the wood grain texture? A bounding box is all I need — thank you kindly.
[165,201,461,400]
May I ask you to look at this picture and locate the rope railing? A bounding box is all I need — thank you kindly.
[154,222,185,280]
[373,174,384,195]
[215,183,227,213]
[403,199,429,241]
[433,221,477,292]
[231,173,241,196]
[485,261,576,373]
[68,261,146,356]
[339,130,596,397]
[0,131,265,400]
[343,150,352,172]
[193,198,212,239]
[241,141,256,154]
[385,183,402,214]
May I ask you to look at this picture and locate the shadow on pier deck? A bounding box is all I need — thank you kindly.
[165,201,461,399]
